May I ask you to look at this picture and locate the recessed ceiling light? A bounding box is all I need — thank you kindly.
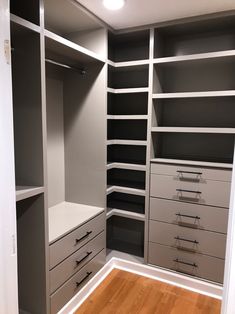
[103,0,125,10]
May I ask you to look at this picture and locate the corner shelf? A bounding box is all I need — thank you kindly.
[16,186,44,202]
[152,91,235,99]
[151,127,235,134]
[107,115,148,120]
[107,162,146,171]
[106,208,145,221]
[107,140,147,146]
[106,185,146,197]
[107,87,149,94]
[107,59,149,68]
[10,14,40,33]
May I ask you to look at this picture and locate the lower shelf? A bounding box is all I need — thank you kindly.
[106,249,144,264]
[106,208,145,221]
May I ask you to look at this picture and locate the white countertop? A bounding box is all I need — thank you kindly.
[49,201,104,244]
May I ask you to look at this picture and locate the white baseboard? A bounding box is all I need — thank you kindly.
[58,257,223,314]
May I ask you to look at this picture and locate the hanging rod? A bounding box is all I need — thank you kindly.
[45,58,86,75]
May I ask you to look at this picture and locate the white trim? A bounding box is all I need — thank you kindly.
[58,257,222,314]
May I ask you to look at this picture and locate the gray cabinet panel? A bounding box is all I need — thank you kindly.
[149,220,226,258]
[49,213,104,269]
[148,242,224,283]
[150,197,228,233]
[50,232,105,294]
[50,250,105,314]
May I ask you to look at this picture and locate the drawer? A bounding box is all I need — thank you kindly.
[50,212,104,269]
[50,249,105,314]
[149,220,226,259]
[148,242,224,283]
[151,163,232,182]
[50,232,105,294]
[150,198,228,234]
[150,173,231,208]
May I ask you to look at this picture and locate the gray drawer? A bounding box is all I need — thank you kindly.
[50,212,104,269]
[151,163,232,182]
[50,232,105,294]
[50,249,105,314]
[150,173,231,208]
[148,242,224,283]
[150,198,228,234]
[149,220,226,259]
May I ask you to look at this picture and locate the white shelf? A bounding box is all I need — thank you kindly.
[107,87,149,94]
[16,186,44,202]
[153,91,235,99]
[48,202,104,244]
[151,158,233,169]
[106,185,146,196]
[106,208,145,221]
[107,115,148,120]
[154,49,235,65]
[107,162,146,171]
[10,14,40,33]
[107,59,149,68]
[107,140,147,146]
[45,29,105,65]
[106,249,144,264]
[151,127,235,134]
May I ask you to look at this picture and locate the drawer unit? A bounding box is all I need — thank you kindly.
[150,198,228,233]
[149,220,226,258]
[49,212,104,269]
[150,173,231,208]
[50,232,105,294]
[50,250,105,314]
[148,242,224,283]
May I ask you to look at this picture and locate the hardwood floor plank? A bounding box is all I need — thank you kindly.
[75,269,221,314]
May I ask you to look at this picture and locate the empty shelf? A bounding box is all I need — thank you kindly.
[107,162,146,171]
[106,208,145,221]
[151,158,233,169]
[151,127,235,134]
[107,115,148,120]
[153,91,235,99]
[107,140,147,146]
[106,186,146,196]
[16,186,44,202]
[107,87,149,94]
[10,14,40,33]
[108,59,149,67]
[48,202,104,243]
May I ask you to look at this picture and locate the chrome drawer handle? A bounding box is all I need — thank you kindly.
[173,258,198,268]
[76,271,92,289]
[174,236,199,245]
[175,213,200,220]
[76,251,92,266]
[75,231,92,244]
[176,189,202,194]
[177,170,202,175]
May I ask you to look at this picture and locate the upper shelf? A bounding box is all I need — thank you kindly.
[108,59,149,68]
[152,127,235,134]
[10,14,40,33]
[153,91,235,99]
[16,186,44,202]
[45,29,105,66]
[108,87,149,94]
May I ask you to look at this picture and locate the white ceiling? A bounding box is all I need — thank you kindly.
[77,0,235,30]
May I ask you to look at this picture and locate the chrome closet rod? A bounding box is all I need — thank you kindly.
[45,58,86,74]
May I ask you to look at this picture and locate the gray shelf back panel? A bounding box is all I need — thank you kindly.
[154,15,235,58]
[11,23,44,186]
[10,0,40,25]
[107,168,146,190]
[108,92,148,115]
[107,192,145,214]
[154,97,235,128]
[108,120,147,140]
[107,216,144,257]
[16,194,47,314]
[108,30,150,62]
[153,132,235,163]
[107,145,147,165]
[108,65,149,89]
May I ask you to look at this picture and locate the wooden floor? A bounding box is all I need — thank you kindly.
[75,269,221,314]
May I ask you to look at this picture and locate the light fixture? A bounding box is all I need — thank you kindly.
[103,0,125,10]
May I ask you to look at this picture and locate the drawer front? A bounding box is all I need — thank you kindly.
[50,249,105,314]
[150,198,228,234]
[150,174,231,208]
[148,242,224,283]
[50,212,104,269]
[149,220,226,259]
[151,163,232,182]
[50,232,105,294]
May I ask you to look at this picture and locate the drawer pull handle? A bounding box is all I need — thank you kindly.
[177,170,202,175]
[176,189,202,195]
[174,236,199,245]
[173,258,198,268]
[76,251,92,266]
[176,213,200,220]
[76,271,92,289]
[75,231,92,244]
